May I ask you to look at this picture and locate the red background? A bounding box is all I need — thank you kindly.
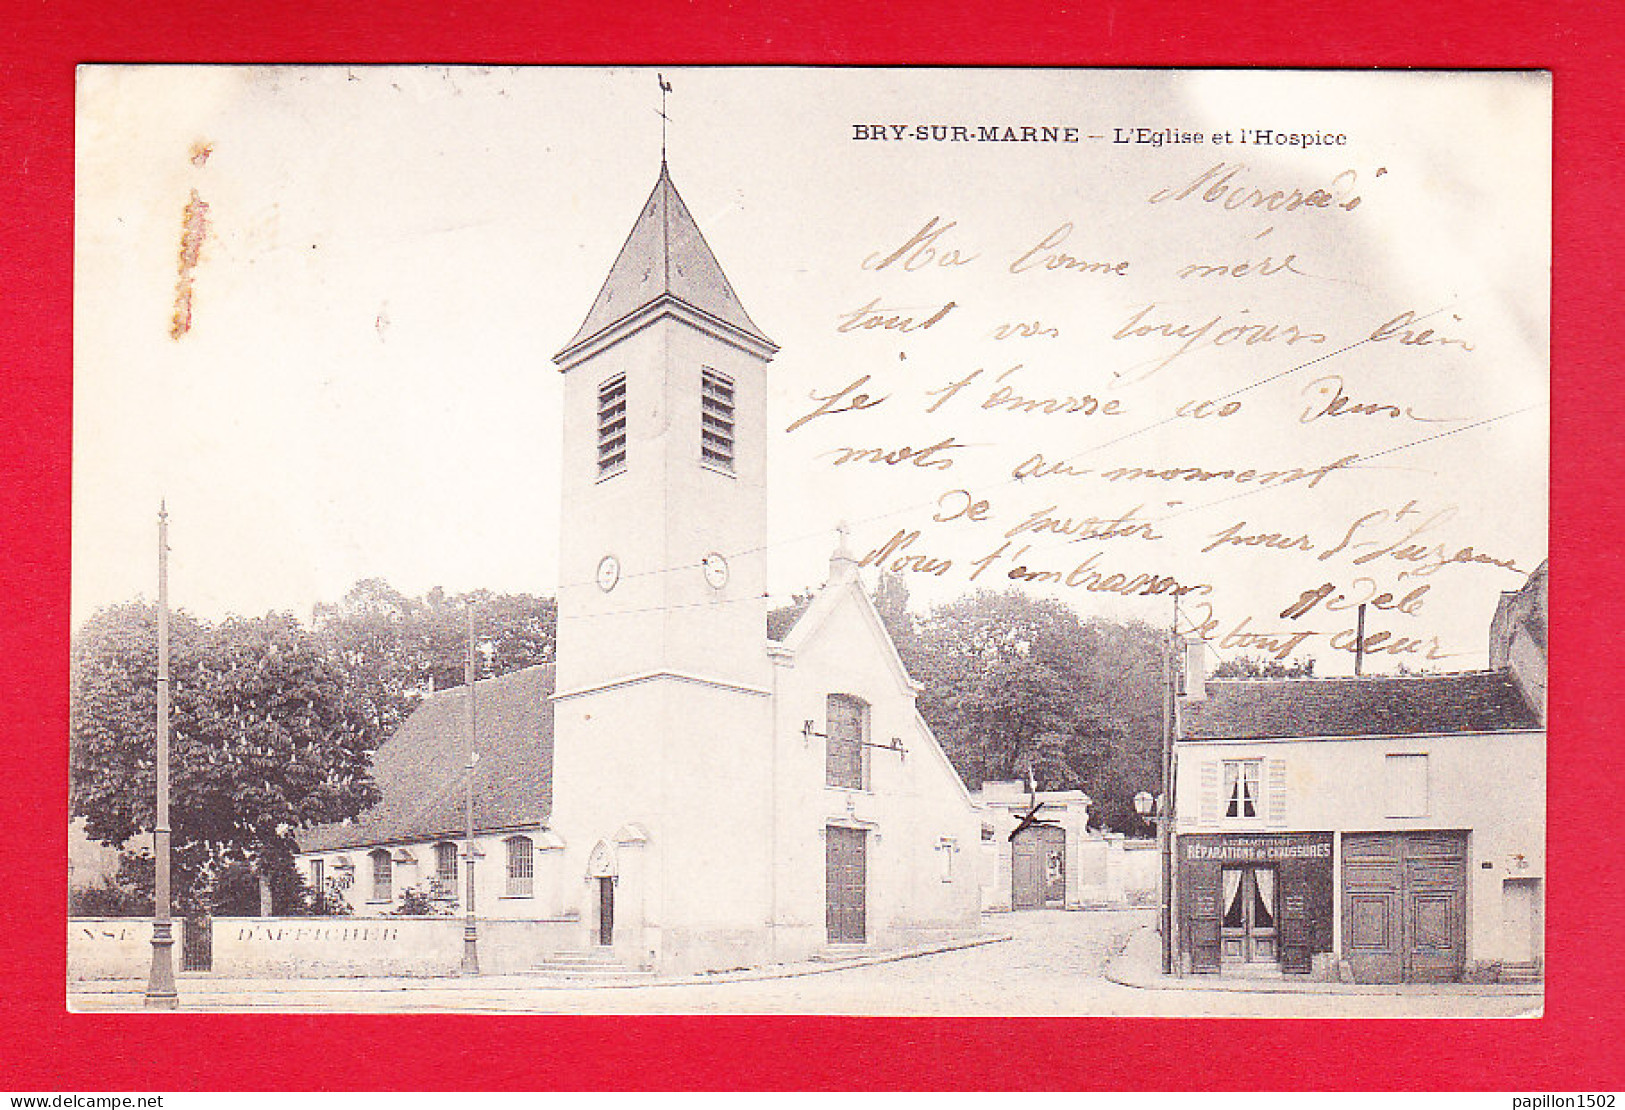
[3,0,1620,1090]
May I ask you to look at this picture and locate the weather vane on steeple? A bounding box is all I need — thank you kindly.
[657,73,674,165]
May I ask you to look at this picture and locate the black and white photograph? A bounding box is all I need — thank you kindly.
[68,66,1549,1016]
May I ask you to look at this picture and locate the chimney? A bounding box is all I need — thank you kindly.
[1183,638,1208,700]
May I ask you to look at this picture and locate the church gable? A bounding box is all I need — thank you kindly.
[775,575,919,698]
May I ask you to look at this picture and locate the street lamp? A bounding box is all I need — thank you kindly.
[145,502,179,1009]
[1133,789,1173,976]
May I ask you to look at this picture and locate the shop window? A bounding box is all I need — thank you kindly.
[506,836,535,897]
[433,841,458,902]
[1223,760,1262,820]
[700,368,735,471]
[825,694,868,790]
[597,374,627,477]
[1385,753,1429,817]
[369,848,392,903]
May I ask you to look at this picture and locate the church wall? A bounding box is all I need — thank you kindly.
[69,916,578,980]
[653,682,777,972]
[547,679,777,973]
[296,829,565,921]
[547,679,670,961]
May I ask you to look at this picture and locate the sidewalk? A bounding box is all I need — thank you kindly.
[69,930,1012,1002]
[1103,923,1543,997]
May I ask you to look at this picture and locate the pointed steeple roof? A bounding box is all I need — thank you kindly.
[555,162,775,366]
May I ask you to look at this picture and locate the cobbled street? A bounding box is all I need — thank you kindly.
[71,909,1539,1017]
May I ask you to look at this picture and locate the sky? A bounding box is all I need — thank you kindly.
[73,67,1549,673]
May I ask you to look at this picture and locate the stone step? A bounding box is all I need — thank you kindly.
[1500,962,1542,983]
[809,944,871,963]
[532,949,654,979]
[530,965,657,981]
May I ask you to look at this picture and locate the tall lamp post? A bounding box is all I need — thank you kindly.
[461,600,480,976]
[145,503,179,1009]
[1134,790,1172,976]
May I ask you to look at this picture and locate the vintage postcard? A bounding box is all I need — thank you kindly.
[69,66,1548,1015]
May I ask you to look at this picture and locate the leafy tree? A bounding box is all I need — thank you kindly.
[1212,653,1316,679]
[70,602,382,915]
[908,590,1168,832]
[312,580,557,736]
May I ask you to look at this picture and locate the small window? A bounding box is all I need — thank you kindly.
[506,836,535,898]
[700,368,735,471]
[597,374,627,477]
[937,838,957,883]
[434,841,459,902]
[1385,753,1429,817]
[1222,760,1262,820]
[310,858,324,893]
[825,694,868,790]
[369,848,393,902]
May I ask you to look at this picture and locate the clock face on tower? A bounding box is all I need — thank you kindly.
[702,552,729,589]
[596,554,621,592]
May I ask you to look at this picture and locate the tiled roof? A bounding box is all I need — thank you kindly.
[558,162,773,356]
[1180,670,1541,741]
[299,665,555,852]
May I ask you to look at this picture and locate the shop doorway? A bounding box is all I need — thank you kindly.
[1220,866,1278,966]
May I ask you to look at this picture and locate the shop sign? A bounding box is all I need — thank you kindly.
[1184,835,1331,863]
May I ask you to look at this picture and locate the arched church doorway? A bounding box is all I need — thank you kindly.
[587,840,617,946]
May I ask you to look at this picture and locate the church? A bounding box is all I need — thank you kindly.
[297,158,984,975]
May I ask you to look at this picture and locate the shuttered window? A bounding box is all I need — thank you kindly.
[1198,761,1220,825]
[700,368,735,471]
[1223,760,1262,819]
[597,374,627,477]
[1267,758,1289,827]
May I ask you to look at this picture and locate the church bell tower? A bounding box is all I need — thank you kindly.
[552,160,778,694]
[547,156,780,970]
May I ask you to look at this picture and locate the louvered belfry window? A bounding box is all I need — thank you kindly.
[597,374,627,477]
[700,368,736,471]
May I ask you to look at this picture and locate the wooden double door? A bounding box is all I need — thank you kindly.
[1012,825,1066,909]
[1343,831,1467,983]
[826,826,867,943]
[1220,866,1278,966]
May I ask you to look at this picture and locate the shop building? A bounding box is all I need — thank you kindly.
[1171,566,1546,983]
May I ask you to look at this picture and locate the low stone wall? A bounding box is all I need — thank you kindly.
[69,916,578,980]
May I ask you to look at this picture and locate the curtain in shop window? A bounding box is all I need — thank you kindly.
[1253,868,1276,927]
[1222,869,1245,927]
